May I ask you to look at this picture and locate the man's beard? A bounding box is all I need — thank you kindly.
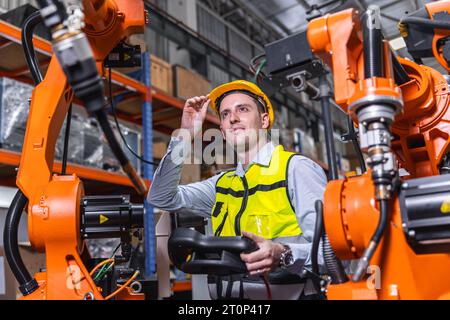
[227,129,266,154]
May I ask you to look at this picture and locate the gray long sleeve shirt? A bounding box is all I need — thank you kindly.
[148,137,327,278]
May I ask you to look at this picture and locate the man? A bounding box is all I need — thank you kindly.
[148,80,327,300]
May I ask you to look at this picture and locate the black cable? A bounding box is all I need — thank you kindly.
[36,0,53,7]
[250,53,266,69]
[319,74,339,180]
[352,199,389,282]
[401,17,450,31]
[322,233,348,284]
[21,11,43,85]
[391,52,410,86]
[372,200,389,245]
[3,191,39,295]
[36,0,67,29]
[314,200,348,285]
[347,116,367,173]
[3,10,48,296]
[22,11,73,176]
[61,104,72,175]
[95,110,129,166]
[249,53,267,81]
[312,200,323,276]
[107,68,160,167]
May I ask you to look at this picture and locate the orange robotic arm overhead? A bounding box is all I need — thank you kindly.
[397,0,450,72]
[307,9,364,112]
[82,0,146,60]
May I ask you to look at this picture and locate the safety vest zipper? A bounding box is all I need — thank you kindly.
[214,211,228,236]
[234,175,249,236]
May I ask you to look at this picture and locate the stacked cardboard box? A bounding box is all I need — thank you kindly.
[151,55,173,95]
[173,65,211,100]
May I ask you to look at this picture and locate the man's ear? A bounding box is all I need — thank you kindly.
[261,113,269,129]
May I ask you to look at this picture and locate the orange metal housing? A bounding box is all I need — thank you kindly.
[15,0,146,300]
[392,59,450,177]
[83,0,146,60]
[308,5,450,299]
[324,173,450,300]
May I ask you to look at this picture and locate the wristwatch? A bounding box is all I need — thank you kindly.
[279,244,294,268]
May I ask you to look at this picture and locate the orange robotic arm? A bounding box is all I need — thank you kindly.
[6,0,147,300]
[306,3,450,299]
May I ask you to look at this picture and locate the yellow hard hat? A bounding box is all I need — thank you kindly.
[209,80,275,129]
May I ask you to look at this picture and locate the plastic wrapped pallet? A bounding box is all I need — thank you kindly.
[101,119,141,173]
[83,118,105,170]
[0,77,33,153]
[86,239,121,259]
[82,116,141,174]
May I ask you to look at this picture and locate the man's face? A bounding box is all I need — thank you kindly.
[219,93,269,149]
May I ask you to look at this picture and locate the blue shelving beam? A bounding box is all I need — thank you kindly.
[110,53,156,276]
[141,52,156,276]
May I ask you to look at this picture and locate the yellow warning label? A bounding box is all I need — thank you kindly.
[440,198,450,214]
[124,53,130,61]
[99,214,109,224]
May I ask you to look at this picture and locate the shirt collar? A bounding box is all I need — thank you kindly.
[228,142,278,177]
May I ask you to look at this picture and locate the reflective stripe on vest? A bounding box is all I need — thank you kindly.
[211,145,302,238]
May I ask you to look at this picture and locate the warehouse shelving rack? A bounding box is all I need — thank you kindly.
[0,18,220,291]
[0,19,219,188]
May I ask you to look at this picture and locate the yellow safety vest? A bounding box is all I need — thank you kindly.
[211,145,302,238]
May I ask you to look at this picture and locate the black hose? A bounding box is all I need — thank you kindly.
[36,0,67,28]
[3,191,39,295]
[352,199,389,282]
[371,199,389,244]
[94,110,147,196]
[319,74,339,180]
[21,11,43,85]
[4,10,47,296]
[36,0,53,7]
[401,17,450,31]
[95,110,129,167]
[314,200,349,284]
[391,52,410,86]
[311,200,323,275]
[61,104,72,175]
[347,116,367,173]
[322,233,348,284]
[107,68,159,167]
[363,8,384,79]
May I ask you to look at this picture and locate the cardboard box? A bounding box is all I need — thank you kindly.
[151,55,173,95]
[0,246,45,300]
[180,164,201,184]
[173,65,211,100]
[153,141,168,160]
